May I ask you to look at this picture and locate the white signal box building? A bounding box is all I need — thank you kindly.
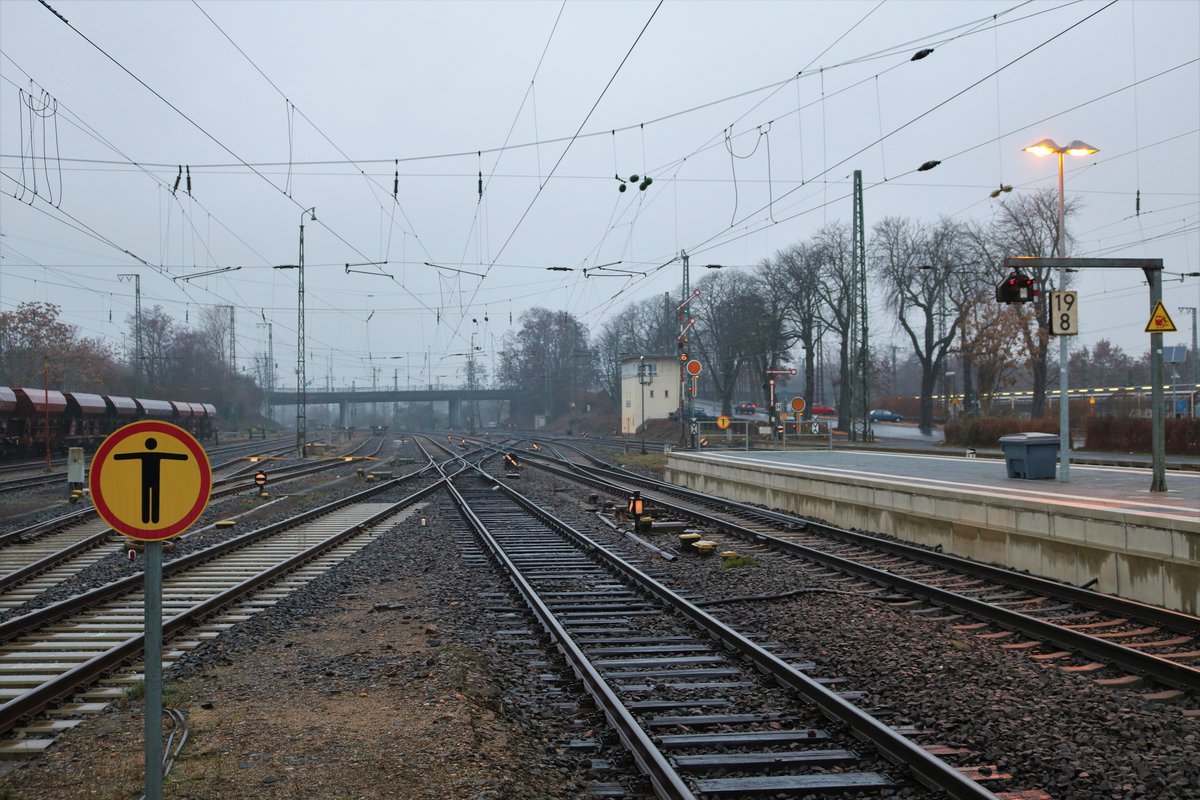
[619,354,679,435]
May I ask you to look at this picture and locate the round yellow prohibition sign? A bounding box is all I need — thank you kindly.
[89,420,212,541]
[716,415,731,430]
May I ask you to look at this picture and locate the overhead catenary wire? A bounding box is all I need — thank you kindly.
[189,0,429,261]
[10,0,1192,373]
[12,1,1064,176]
[445,0,664,349]
[35,0,448,338]
[571,0,1134,319]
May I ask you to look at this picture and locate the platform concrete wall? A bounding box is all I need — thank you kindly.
[666,453,1200,614]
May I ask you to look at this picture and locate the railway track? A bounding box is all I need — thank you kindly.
[0,437,392,614]
[0,438,296,496]
[434,445,1012,800]
[0,463,443,757]
[506,440,1200,697]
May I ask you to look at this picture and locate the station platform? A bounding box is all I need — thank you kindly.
[664,449,1200,613]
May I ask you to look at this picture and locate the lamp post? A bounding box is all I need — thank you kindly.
[1023,138,1098,482]
[1180,304,1197,418]
[1183,272,1200,417]
[273,207,316,457]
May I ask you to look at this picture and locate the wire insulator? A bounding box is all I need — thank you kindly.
[171,166,181,195]
[185,165,192,196]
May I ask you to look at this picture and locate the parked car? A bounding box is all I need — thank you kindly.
[811,405,836,416]
[735,401,757,414]
[692,410,715,421]
[869,409,903,422]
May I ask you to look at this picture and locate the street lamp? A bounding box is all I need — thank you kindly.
[1023,138,1098,481]
[1179,304,1197,418]
[1183,272,1200,417]
[273,206,317,458]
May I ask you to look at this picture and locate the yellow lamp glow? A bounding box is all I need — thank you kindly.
[1064,140,1099,157]
[1023,138,1060,157]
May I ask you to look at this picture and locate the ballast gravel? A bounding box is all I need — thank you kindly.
[511,453,1200,800]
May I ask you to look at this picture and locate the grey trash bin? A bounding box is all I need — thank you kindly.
[998,432,1060,479]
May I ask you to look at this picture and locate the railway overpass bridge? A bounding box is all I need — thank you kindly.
[266,388,529,428]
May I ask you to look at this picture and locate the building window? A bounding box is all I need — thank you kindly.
[649,390,654,398]
[625,399,631,408]
[621,361,659,379]
[665,390,669,398]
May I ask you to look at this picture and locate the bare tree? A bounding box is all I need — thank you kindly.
[691,271,760,416]
[960,300,1030,415]
[498,308,590,421]
[871,216,972,432]
[138,306,179,394]
[592,316,636,412]
[771,242,826,417]
[811,221,859,431]
[983,189,1081,417]
[1,302,118,389]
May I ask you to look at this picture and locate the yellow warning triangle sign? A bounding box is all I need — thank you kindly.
[1145,300,1177,333]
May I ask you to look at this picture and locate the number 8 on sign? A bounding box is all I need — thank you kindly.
[1050,290,1078,336]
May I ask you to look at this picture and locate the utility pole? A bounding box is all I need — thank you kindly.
[273,208,316,457]
[118,274,141,393]
[256,321,274,422]
[680,249,689,441]
[848,170,869,441]
[468,332,479,432]
[227,305,236,378]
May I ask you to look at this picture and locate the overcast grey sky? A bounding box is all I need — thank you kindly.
[2,0,1197,390]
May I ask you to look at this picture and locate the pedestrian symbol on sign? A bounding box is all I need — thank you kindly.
[112,437,190,524]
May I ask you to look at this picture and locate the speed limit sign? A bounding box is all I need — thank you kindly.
[1050,291,1078,336]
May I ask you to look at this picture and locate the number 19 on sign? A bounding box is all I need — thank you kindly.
[1050,290,1078,336]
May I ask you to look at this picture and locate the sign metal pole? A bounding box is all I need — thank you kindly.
[89,420,212,800]
[144,540,163,800]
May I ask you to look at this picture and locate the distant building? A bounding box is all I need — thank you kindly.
[619,354,678,435]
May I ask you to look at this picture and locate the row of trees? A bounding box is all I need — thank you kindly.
[498,189,1159,433]
[0,301,261,420]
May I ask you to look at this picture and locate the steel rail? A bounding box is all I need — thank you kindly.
[515,449,1200,693]
[0,447,404,599]
[0,460,435,645]
[461,462,996,800]
[0,528,111,594]
[560,450,1200,636]
[438,466,696,800]
[0,479,444,735]
[0,463,320,595]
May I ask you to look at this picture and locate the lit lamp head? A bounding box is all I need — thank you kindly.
[1022,138,1060,157]
[628,491,644,517]
[1064,140,1099,157]
[1023,138,1099,159]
